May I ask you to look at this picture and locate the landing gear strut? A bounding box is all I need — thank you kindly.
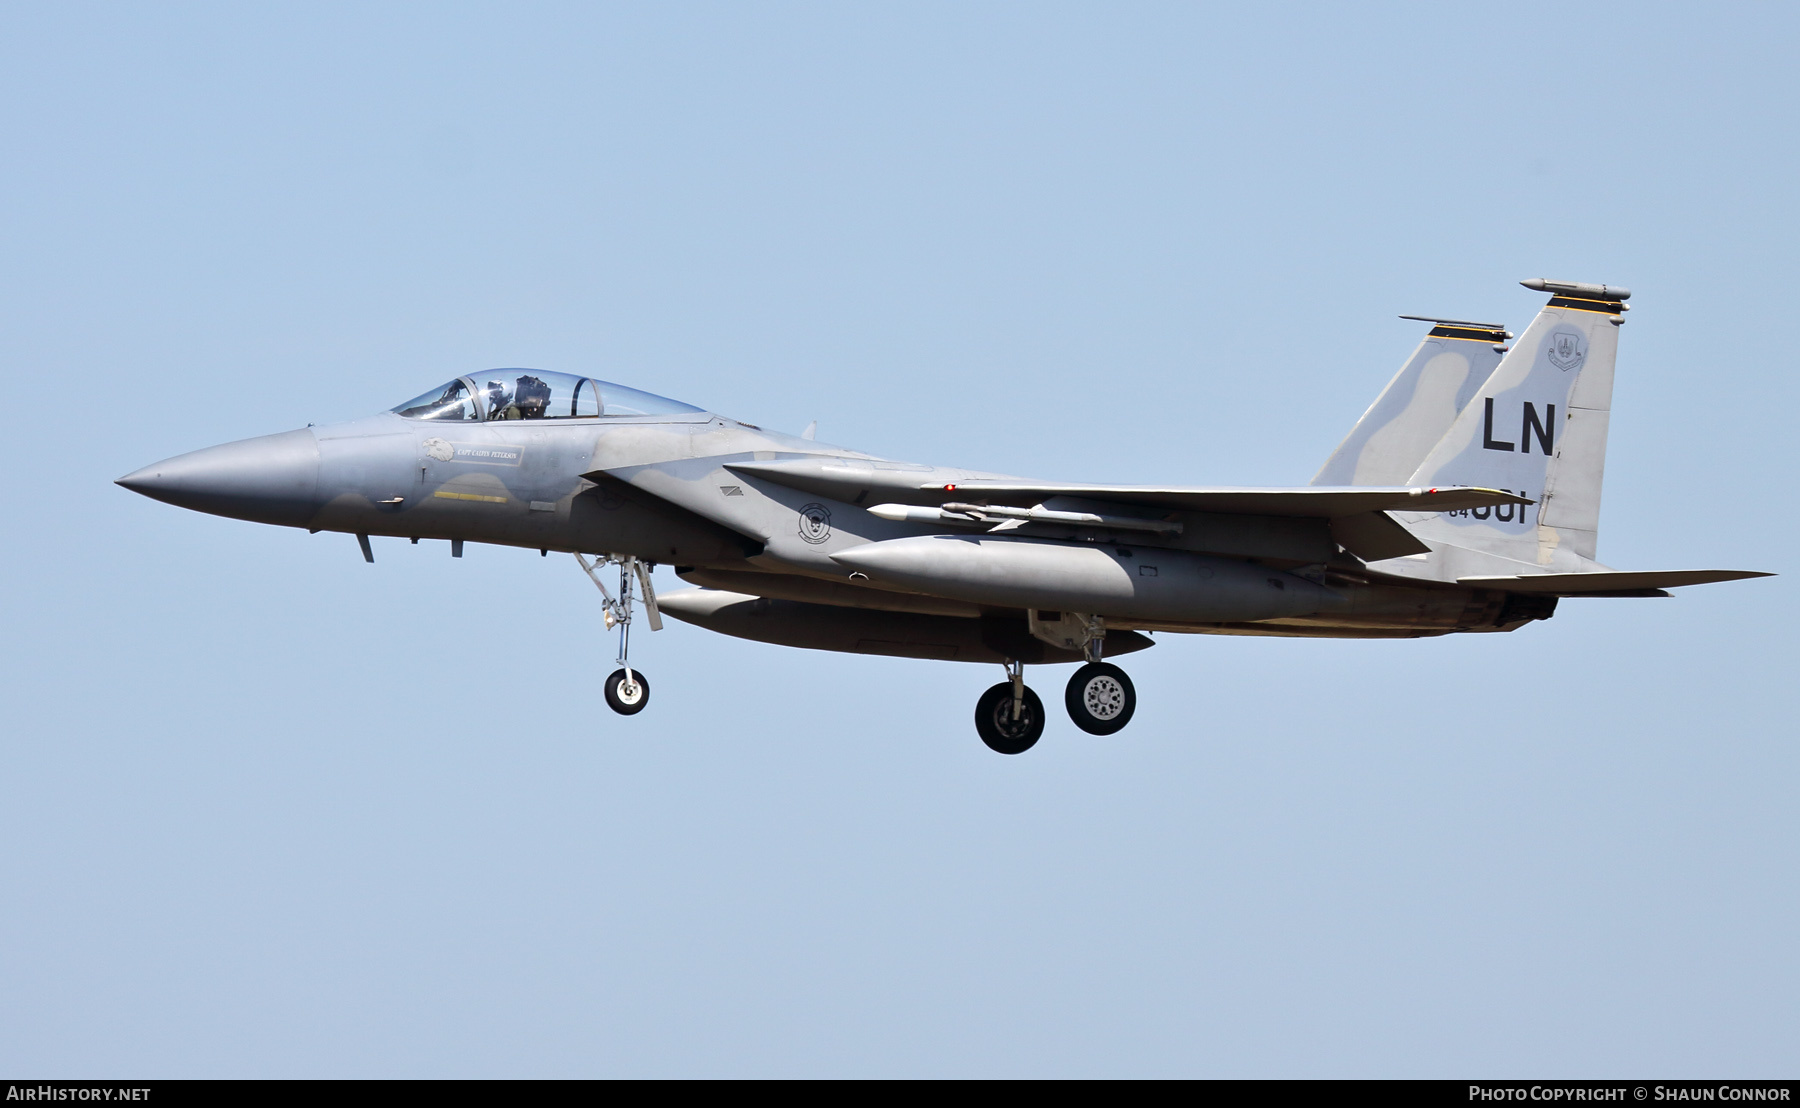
[974,660,1044,755]
[577,553,661,717]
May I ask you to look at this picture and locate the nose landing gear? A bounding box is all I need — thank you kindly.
[577,553,662,717]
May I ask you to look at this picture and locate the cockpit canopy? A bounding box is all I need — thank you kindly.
[393,370,704,422]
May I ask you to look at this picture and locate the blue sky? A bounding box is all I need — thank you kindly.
[2,3,1794,1076]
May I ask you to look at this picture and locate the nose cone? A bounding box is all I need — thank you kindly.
[118,428,321,527]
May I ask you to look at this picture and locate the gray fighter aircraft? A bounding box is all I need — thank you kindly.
[119,279,1770,753]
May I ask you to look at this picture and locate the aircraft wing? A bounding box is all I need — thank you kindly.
[914,482,1528,517]
[1458,570,1774,596]
[725,460,1528,517]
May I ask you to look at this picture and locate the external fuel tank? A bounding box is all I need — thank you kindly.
[829,535,1340,623]
[656,587,1155,665]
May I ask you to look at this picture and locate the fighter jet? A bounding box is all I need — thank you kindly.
[118,279,1770,753]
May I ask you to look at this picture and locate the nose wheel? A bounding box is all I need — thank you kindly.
[603,668,650,715]
[1065,662,1136,735]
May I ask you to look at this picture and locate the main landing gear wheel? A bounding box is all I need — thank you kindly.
[1065,662,1136,735]
[603,668,650,716]
[974,681,1045,755]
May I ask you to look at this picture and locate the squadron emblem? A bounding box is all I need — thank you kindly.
[1547,330,1586,371]
[423,437,454,462]
[798,502,833,544]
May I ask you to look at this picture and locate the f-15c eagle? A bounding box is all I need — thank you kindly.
[119,279,1769,753]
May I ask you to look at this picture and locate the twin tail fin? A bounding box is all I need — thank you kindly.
[1313,317,1510,488]
[1398,280,1627,566]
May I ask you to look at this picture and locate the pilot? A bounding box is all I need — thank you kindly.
[484,380,512,420]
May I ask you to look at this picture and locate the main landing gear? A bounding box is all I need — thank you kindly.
[975,633,1138,754]
[577,553,662,717]
[1065,662,1136,735]
[975,661,1046,754]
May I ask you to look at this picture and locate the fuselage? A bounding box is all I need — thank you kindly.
[116,283,1770,752]
[117,374,1547,647]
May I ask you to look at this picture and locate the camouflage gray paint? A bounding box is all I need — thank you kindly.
[118,282,1771,750]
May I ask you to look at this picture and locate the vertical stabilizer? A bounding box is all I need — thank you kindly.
[1400,280,1628,566]
[1313,318,1509,486]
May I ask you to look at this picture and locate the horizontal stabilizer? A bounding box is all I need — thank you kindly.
[1458,570,1773,595]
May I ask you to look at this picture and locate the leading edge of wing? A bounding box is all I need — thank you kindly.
[1458,569,1775,595]
[935,482,1532,518]
[723,460,1523,518]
